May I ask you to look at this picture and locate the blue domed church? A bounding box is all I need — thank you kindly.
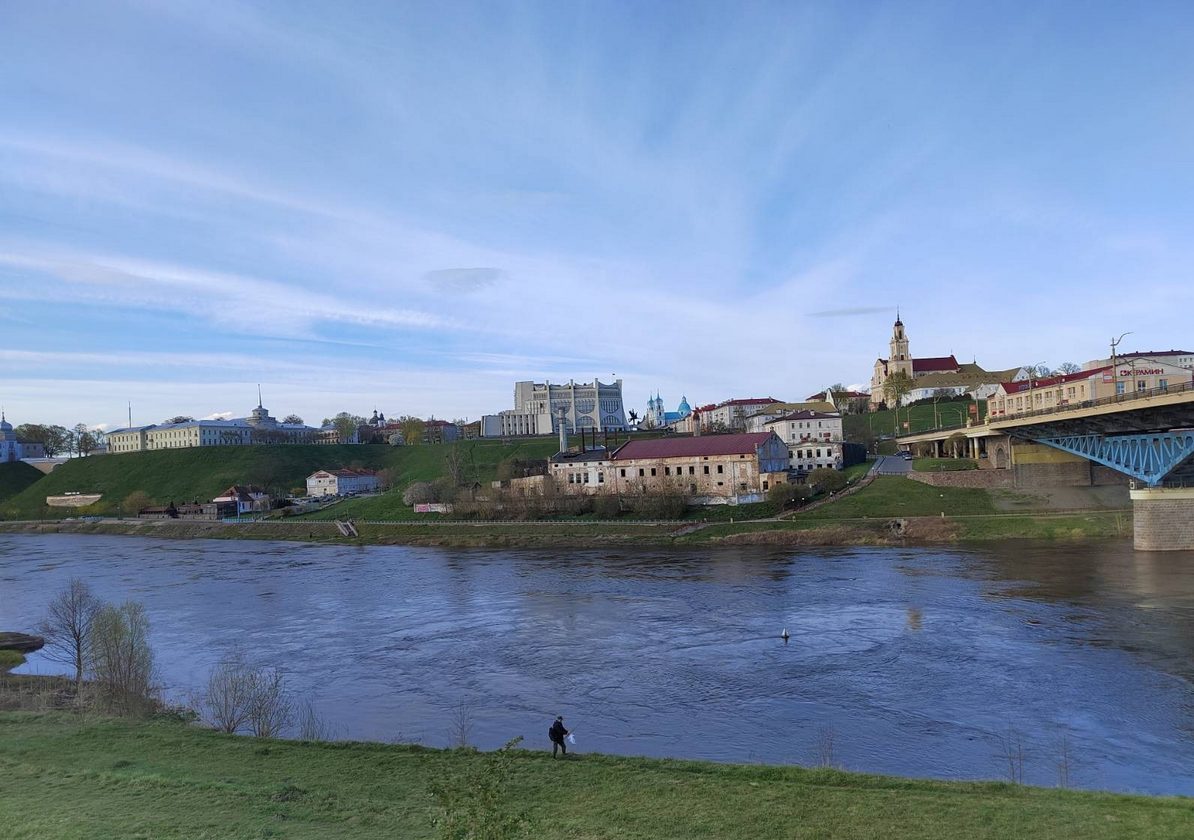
[646,394,692,429]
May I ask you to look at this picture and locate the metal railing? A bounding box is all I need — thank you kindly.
[896,378,1194,438]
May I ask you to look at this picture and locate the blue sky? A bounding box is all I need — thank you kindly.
[2,1,1192,430]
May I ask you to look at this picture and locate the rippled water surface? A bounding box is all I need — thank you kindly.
[3,534,1193,795]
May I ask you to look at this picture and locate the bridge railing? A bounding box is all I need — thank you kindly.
[985,377,1194,426]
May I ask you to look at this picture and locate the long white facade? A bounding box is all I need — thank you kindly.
[107,399,317,454]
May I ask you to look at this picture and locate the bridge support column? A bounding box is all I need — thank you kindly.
[1130,487,1194,551]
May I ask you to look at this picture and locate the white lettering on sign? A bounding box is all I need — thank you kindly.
[1120,369,1164,376]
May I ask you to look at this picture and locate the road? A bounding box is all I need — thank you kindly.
[873,454,911,475]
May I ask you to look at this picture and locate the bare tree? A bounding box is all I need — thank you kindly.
[444,446,467,487]
[449,700,475,748]
[281,414,304,425]
[813,725,837,768]
[39,578,103,698]
[1055,729,1073,788]
[1056,362,1081,375]
[298,698,331,741]
[994,725,1027,784]
[121,490,153,516]
[882,370,914,430]
[246,666,292,738]
[202,653,255,733]
[89,601,156,716]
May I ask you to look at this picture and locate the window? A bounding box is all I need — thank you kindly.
[620,469,626,478]
[1116,382,1125,395]
[664,466,671,475]
[716,465,723,474]
[1159,379,1169,391]
[703,465,709,475]
[650,468,657,476]
[639,468,645,476]
[763,481,769,490]
[598,473,604,483]
[1137,379,1148,392]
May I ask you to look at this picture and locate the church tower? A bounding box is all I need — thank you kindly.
[888,311,913,378]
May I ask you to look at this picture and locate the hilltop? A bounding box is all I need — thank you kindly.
[0,439,561,521]
[0,461,43,505]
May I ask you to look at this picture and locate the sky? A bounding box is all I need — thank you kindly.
[2,1,1193,431]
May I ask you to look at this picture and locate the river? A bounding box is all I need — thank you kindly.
[2,534,1193,795]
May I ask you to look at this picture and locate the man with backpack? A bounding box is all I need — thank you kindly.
[548,716,571,758]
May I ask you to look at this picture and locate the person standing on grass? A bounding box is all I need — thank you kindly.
[548,715,570,758]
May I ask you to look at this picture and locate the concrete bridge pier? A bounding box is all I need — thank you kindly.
[1130,487,1194,551]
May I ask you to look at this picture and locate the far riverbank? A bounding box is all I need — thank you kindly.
[0,508,1132,548]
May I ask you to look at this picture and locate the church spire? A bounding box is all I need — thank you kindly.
[257,384,263,408]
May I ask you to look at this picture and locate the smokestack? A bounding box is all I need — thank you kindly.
[557,407,568,452]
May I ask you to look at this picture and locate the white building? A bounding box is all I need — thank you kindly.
[305,468,380,497]
[482,378,627,437]
[107,396,317,454]
[211,485,271,514]
[763,409,845,472]
[0,412,46,462]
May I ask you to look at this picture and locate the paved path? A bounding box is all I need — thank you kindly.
[873,454,911,475]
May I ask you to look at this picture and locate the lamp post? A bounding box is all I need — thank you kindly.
[1110,332,1133,398]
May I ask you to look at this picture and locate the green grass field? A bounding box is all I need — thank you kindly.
[0,461,43,504]
[844,400,981,443]
[913,458,979,472]
[803,475,997,519]
[1,712,1189,840]
[0,439,562,521]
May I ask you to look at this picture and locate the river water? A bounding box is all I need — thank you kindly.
[2,534,1193,795]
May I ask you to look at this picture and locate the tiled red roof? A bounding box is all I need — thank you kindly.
[912,356,959,373]
[999,366,1112,394]
[612,433,775,460]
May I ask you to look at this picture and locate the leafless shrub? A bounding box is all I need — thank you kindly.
[449,701,475,748]
[39,578,103,699]
[813,725,837,768]
[202,653,255,733]
[88,601,156,716]
[297,698,331,741]
[994,725,1027,784]
[1055,729,1073,788]
[246,666,292,738]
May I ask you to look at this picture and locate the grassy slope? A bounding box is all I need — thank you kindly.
[0,439,563,521]
[1,713,1189,840]
[843,400,982,442]
[0,461,43,504]
[803,476,997,519]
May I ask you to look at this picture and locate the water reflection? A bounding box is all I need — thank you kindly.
[1,534,1193,796]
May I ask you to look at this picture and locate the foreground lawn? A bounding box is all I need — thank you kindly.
[0,712,1190,840]
[804,476,997,519]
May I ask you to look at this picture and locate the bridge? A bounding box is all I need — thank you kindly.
[897,380,1194,550]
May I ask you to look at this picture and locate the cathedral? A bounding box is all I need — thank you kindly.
[646,393,692,429]
[870,313,962,407]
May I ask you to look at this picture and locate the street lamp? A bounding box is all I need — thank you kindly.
[1111,332,1133,398]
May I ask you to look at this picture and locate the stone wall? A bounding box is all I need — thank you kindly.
[908,470,1015,489]
[1091,465,1131,487]
[1130,487,1194,551]
[1013,461,1092,487]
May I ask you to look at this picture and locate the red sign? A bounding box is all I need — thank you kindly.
[1102,372,1114,383]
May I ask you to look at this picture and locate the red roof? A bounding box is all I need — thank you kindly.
[912,356,959,373]
[999,366,1111,394]
[612,432,775,460]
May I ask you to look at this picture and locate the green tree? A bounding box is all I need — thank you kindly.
[122,490,153,516]
[882,371,914,432]
[281,414,304,425]
[429,737,531,840]
[400,416,426,445]
[16,423,71,456]
[89,601,156,716]
[808,468,847,494]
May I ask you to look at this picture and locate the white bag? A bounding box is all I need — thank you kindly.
[566,732,576,745]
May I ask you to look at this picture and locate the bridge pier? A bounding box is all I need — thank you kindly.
[1130,487,1194,551]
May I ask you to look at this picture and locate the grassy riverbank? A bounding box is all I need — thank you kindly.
[0,711,1189,840]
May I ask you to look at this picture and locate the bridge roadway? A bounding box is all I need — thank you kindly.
[895,380,1194,550]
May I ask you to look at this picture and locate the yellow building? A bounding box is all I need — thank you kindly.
[988,359,1193,419]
